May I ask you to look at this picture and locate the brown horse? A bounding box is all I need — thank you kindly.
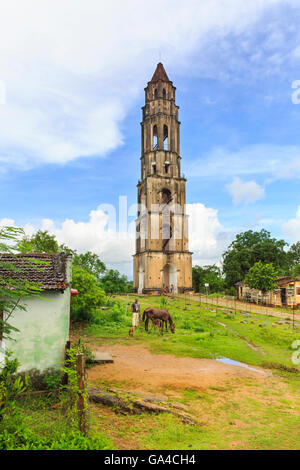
[149,317,163,335]
[142,307,175,334]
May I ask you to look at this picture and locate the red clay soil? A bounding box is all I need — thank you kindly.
[87,343,270,394]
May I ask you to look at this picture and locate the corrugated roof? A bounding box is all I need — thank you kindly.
[0,253,69,291]
[276,276,293,286]
[235,281,245,286]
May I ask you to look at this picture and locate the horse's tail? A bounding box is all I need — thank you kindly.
[142,308,149,322]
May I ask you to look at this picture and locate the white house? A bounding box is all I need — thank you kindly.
[0,252,73,372]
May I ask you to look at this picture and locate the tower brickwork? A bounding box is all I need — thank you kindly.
[133,63,192,294]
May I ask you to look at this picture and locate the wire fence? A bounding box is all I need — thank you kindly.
[175,293,300,329]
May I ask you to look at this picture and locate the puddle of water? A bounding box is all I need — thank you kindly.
[216,357,267,375]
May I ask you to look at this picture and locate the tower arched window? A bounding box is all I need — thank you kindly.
[154,88,158,99]
[163,88,166,99]
[153,125,158,150]
[163,124,168,150]
[162,188,172,204]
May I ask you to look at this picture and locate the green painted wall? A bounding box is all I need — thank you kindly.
[3,288,71,372]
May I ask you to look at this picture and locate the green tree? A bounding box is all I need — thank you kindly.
[291,264,300,280]
[222,229,288,288]
[100,269,131,295]
[71,266,106,322]
[287,241,300,267]
[73,252,106,281]
[245,261,279,293]
[17,230,59,254]
[192,265,224,293]
[0,227,42,341]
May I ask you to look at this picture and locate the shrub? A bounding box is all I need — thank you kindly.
[0,413,111,450]
[71,266,107,322]
[18,368,62,392]
[92,301,125,326]
[43,372,62,391]
[160,296,168,308]
[182,320,192,330]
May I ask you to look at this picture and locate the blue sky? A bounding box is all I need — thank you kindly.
[1,0,300,277]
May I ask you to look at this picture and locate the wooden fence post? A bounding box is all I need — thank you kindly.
[62,340,71,386]
[76,352,86,435]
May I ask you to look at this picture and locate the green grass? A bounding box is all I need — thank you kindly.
[55,294,300,450]
[6,295,299,450]
[88,377,300,450]
[85,295,300,375]
[9,393,113,450]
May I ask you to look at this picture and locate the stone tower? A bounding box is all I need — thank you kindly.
[133,63,192,294]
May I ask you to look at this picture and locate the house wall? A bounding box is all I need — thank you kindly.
[237,280,300,307]
[277,280,300,307]
[0,255,72,372]
[0,288,70,372]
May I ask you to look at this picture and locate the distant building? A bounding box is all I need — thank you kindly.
[236,276,300,307]
[133,63,193,294]
[0,253,73,372]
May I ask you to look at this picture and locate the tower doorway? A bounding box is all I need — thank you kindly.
[162,263,178,293]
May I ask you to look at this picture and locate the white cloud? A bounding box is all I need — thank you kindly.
[226,177,265,205]
[282,206,300,243]
[0,0,296,170]
[184,144,300,182]
[1,202,230,276]
[187,203,230,266]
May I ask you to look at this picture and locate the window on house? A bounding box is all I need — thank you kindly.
[152,164,157,174]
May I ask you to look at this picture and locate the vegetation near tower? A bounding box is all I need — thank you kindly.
[245,261,279,293]
[15,229,132,323]
[192,265,224,294]
[222,229,288,288]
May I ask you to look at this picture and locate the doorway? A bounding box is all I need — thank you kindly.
[281,288,287,306]
[162,263,178,293]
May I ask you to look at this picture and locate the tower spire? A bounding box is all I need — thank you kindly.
[150,63,170,83]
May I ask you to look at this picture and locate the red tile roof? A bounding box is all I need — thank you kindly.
[0,253,70,291]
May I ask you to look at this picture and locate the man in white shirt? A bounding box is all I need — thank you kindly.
[131,298,140,328]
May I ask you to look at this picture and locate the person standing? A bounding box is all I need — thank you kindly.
[131,298,140,329]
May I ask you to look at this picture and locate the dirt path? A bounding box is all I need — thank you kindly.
[88,343,270,394]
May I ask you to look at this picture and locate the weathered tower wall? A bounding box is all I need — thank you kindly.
[133,63,193,294]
